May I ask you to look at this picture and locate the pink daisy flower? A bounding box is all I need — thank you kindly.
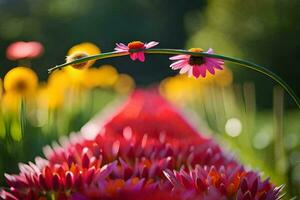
[114,41,159,62]
[169,48,224,78]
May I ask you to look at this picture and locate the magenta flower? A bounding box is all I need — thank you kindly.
[0,90,282,200]
[114,41,159,62]
[169,48,224,78]
[164,166,283,200]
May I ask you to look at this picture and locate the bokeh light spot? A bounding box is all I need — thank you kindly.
[225,118,242,137]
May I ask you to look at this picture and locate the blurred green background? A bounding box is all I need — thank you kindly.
[0,0,300,198]
[0,0,299,107]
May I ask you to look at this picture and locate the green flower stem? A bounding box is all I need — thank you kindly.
[48,52,129,73]
[48,48,300,108]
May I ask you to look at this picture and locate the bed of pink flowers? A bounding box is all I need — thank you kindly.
[0,90,283,200]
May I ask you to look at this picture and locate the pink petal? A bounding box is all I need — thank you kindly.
[205,59,224,70]
[130,53,138,61]
[114,43,129,52]
[192,67,201,78]
[199,66,207,77]
[137,52,145,62]
[170,60,187,70]
[214,64,224,70]
[145,41,159,49]
[206,64,216,75]
[179,65,192,74]
[206,48,214,54]
[114,47,129,52]
[205,57,224,65]
[193,66,207,78]
[116,43,128,49]
[169,54,189,60]
[188,68,193,77]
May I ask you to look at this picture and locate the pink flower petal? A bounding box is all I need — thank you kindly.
[130,53,138,61]
[192,67,201,78]
[206,65,216,75]
[137,52,145,62]
[145,41,159,49]
[116,43,128,49]
[179,65,192,74]
[199,65,207,77]
[114,47,129,52]
[193,66,207,78]
[205,59,224,70]
[169,55,189,61]
[187,68,193,77]
[206,48,214,54]
[205,58,224,65]
[170,60,187,70]
[114,43,129,52]
[214,64,224,70]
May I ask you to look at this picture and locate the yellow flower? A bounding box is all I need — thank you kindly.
[38,85,64,109]
[66,42,101,70]
[48,67,85,91]
[4,66,38,96]
[213,67,233,87]
[0,78,3,99]
[159,75,200,103]
[63,66,87,87]
[159,67,233,104]
[48,69,71,90]
[1,92,21,112]
[84,65,119,88]
[114,74,135,94]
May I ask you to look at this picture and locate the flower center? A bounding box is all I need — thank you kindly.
[67,52,89,69]
[128,41,145,50]
[188,48,204,66]
[15,80,27,92]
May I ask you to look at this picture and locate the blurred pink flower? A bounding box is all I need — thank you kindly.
[169,48,224,78]
[6,41,44,60]
[114,41,158,62]
[0,90,282,200]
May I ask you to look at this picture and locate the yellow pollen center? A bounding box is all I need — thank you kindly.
[188,48,204,52]
[128,41,145,49]
[188,48,205,65]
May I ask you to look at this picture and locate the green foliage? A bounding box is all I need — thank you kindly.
[0,89,116,185]
[187,0,300,106]
[185,83,300,198]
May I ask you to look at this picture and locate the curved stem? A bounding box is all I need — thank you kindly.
[48,48,300,108]
[48,52,129,73]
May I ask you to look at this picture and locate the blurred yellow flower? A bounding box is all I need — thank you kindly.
[48,69,71,90]
[114,74,135,94]
[49,65,120,91]
[4,66,38,96]
[66,42,101,70]
[160,75,200,103]
[214,68,233,87]
[1,92,21,112]
[160,67,233,103]
[48,67,86,91]
[84,65,119,88]
[38,85,64,109]
[0,78,3,100]
[63,66,87,87]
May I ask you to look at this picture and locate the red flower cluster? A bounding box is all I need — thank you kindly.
[1,90,282,200]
